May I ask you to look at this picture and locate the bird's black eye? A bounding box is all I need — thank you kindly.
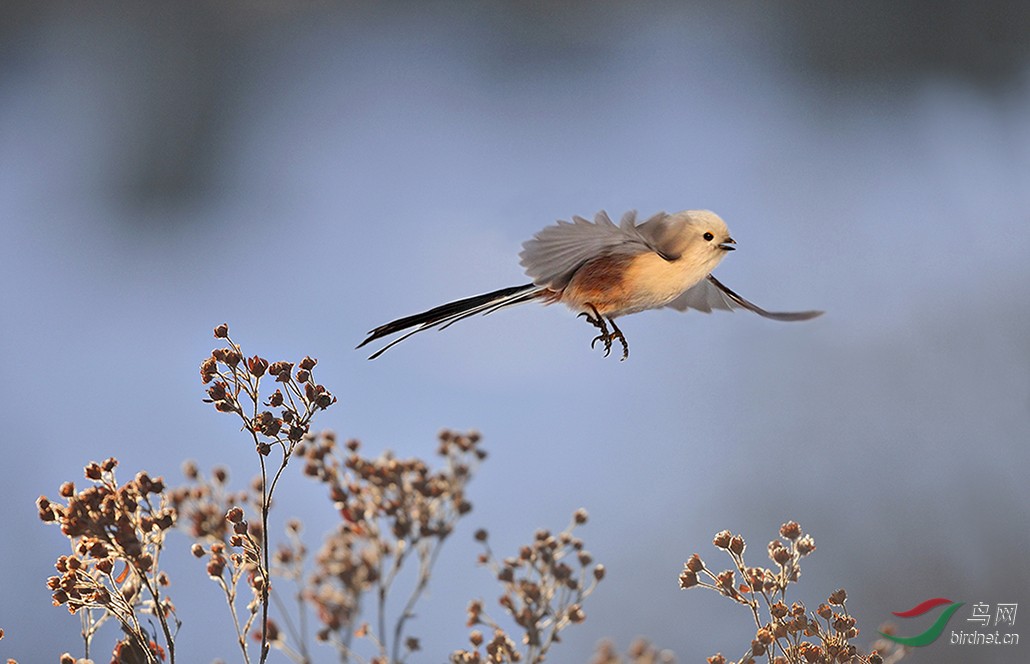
[703,232,714,241]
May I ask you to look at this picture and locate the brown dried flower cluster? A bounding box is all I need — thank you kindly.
[590,637,676,664]
[168,462,261,545]
[201,323,335,457]
[198,323,336,664]
[37,458,178,664]
[296,429,485,663]
[680,522,899,664]
[452,509,605,663]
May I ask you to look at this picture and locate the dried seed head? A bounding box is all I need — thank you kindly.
[573,508,588,525]
[214,399,237,413]
[828,588,847,605]
[833,613,855,633]
[136,553,153,572]
[268,361,293,380]
[800,642,824,662]
[213,323,229,338]
[37,496,55,522]
[685,553,705,572]
[769,540,791,565]
[729,535,745,555]
[713,530,732,549]
[181,460,199,480]
[200,357,218,383]
[223,349,241,367]
[248,356,269,377]
[779,521,801,540]
[796,535,816,556]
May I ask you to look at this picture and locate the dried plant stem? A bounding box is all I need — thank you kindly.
[258,456,271,664]
[138,571,175,663]
[392,538,447,663]
[219,572,253,664]
[254,451,295,663]
[269,587,311,664]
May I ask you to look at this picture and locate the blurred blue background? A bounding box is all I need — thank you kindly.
[2,2,1029,662]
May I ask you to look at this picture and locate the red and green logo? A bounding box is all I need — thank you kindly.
[880,597,964,646]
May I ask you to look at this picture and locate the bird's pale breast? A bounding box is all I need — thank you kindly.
[560,251,711,317]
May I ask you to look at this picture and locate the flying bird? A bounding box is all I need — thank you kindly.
[358,210,822,360]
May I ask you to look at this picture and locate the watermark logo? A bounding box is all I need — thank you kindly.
[880,597,964,646]
[881,598,1019,648]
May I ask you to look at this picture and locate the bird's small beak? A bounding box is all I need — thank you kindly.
[719,237,736,251]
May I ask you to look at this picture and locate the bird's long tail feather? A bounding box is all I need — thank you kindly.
[357,283,544,359]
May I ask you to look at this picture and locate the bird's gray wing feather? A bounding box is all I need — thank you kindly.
[519,211,656,289]
[631,211,685,260]
[666,274,823,321]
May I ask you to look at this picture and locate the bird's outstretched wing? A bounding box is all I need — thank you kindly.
[665,274,823,321]
[519,211,662,289]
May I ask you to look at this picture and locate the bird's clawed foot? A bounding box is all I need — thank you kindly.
[578,309,612,355]
[608,317,629,361]
[578,305,630,361]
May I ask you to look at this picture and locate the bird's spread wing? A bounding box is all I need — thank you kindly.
[519,211,662,289]
[665,274,823,321]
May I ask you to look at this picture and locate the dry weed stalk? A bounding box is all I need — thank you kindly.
[199,322,336,663]
[37,458,178,663]
[296,429,484,663]
[452,509,605,663]
[679,522,905,664]
[590,637,676,664]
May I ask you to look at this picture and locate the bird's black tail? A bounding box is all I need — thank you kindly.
[358,283,544,359]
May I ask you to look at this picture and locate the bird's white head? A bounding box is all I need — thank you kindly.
[654,209,736,268]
